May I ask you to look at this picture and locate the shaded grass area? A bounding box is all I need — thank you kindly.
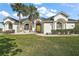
[0,35,22,56]
[0,34,79,56]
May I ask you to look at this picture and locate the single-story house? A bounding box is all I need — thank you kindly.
[3,12,78,34]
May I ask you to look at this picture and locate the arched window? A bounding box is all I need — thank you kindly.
[36,21,41,33]
[8,22,13,29]
[57,22,62,29]
[24,24,29,30]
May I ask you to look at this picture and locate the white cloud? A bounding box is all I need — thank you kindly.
[46,12,56,17]
[50,9,57,13]
[38,7,47,14]
[37,6,57,18]
[0,10,10,17]
[12,12,19,19]
[13,13,18,18]
[13,12,27,19]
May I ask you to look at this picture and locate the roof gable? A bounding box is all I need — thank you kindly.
[55,12,69,18]
[3,17,19,22]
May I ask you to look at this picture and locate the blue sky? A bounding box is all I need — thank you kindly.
[0,3,79,28]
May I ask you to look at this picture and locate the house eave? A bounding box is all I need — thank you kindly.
[3,17,19,22]
[67,21,78,23]
[43,21,53,23]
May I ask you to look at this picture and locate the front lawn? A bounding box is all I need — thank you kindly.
[0,34,79,56]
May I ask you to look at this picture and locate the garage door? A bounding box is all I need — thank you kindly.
[44,23,52,34]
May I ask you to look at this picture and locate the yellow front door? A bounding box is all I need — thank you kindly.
[36,24,41,33]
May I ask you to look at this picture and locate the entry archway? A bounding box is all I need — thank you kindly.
[36,21,42,33]
[56,18,66,29]
[57,22,62,29]
[6,21,13,30]
[8,22,13,29]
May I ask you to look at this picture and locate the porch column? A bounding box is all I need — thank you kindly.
[32,21,35,32]
[3,23,5,31]
[6,23,9,30]
[65,22,67,29]
[62,23,65,29]
[54,22,57,30]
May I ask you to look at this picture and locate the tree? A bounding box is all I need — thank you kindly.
[27,4,39,32]
[74,20,79,34]
[10,3,39,32]
[10,3,28,32]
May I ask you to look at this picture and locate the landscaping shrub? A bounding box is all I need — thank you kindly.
[51,30,57,34]
[73,27,79,34]
[0,28,2,33]
[74,29,79,34]
[74,21,79,34]
[51,29,74,35]
[3,30,15,34]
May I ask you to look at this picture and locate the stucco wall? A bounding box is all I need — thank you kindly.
[54,14,68,21]
[66,23,75,29]
[5,23,8,30]
[13,25,18,33]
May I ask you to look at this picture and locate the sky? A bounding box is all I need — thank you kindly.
[0,3,79,28]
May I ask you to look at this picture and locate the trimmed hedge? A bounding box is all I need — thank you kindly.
[51,29,74,35]
[73,28,79,34]
[3,30,15,34]
[74,21,79,34]
[0,28,2,33]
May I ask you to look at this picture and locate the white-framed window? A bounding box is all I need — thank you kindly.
[57,22,62,29]
[8,22,13,29]
[24,24,29,30]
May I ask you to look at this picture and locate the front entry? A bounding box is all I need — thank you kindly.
[36,21,41,33]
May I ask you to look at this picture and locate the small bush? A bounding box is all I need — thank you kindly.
[74,21,79,34]
[0,28,2,33]
[51,30,57,34]
[3,30,15,34]
[51,29,74,35]
[73,28,79,34]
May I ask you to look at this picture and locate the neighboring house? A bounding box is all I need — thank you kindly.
[3,12,78,34]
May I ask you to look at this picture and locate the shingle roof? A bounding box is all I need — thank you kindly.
[68,19,76,21]
[20,18,28,22]
[47,16,54,20]
[68,19,78,23]
[3,17,19,22]
[55,12,69,17]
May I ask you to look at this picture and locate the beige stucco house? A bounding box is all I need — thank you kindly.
[3,12,78,34]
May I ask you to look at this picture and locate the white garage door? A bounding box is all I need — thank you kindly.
[44,23,52,34]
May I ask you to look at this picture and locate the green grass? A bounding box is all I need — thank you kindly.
[0,34,79,56]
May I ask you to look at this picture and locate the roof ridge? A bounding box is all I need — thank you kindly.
[3,16,19,22]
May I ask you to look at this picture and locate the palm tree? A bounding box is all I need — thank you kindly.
[10,3,39,32]
[10,3,28,32]
[27,4,39,32]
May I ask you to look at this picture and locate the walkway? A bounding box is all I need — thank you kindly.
[1,32,78,37]
[35,33,79,37]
